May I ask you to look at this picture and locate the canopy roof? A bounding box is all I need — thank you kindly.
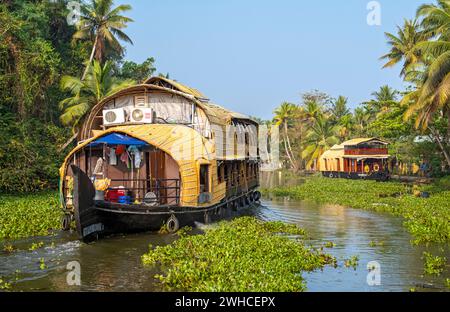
[88,133,148,147]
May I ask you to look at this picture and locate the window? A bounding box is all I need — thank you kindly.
[200,165,210,193]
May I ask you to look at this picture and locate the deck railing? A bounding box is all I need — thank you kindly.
[108,178,180,206]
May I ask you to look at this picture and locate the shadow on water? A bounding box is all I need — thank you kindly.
[0,171,448,292]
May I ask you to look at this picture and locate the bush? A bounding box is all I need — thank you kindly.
[0,113,70,193]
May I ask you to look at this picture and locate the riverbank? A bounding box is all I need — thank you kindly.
[0,192,60,240]
[142,217,337,292]
[263,176,450,245]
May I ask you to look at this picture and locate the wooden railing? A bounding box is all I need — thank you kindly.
[345,148,388,156]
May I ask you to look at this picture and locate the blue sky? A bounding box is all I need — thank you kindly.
[122,0,425,120]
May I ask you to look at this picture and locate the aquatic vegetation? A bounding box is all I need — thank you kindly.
[176,226,193,237]
[265,177,450,244]
[39,258,47,270]
[324,241,336,248]
[29,242,45,251]
[142,217,336,292]
[0,192,61,239]
[344,256,360,270]
[2,244,15,253]
[369,241,385,247]
[422,252,447,276]
[446,278,450,289]
[0,277,11,290]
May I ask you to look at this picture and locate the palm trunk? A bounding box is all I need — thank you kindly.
[284,123,298,171]
[298,124,303,171]
[81,35,98,81]
[447,108,450,144]
[282,133,296,170]
[429,127,450,168]
[58,132,79,152]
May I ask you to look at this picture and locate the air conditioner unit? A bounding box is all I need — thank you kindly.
[130,108,153,124]
[103,108,126,126]
[134,95,148,108]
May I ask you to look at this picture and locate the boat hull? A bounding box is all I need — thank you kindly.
[70,165,259,242]
[321,171,390,181]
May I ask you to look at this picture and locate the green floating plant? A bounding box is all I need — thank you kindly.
[142,217,336,292]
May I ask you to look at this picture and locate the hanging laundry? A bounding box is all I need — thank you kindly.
[109,148,117,166]
[120,151,129,167]
[134,151,143,168]
[116,145,126,155]
[128,145,142,168]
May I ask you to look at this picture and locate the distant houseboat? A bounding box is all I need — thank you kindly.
[319,138,390,181]
[59,77,261,241]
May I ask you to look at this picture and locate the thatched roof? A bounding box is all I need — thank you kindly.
[80,77,257,140]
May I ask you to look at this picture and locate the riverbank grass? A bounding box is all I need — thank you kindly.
[142,217,336,292]
[264,177,450,244]
[0,192,60,240]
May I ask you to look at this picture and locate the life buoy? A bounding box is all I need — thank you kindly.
[374,164,380,172]
[329,173,334,178]
[167,214,180,233]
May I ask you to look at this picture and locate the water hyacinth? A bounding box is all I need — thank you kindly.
[142,217,336,292]
[0,192,61,239]
[264,177,450,244]
[422,252,447,276]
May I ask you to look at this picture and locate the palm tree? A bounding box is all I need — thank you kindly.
[354,107,371,137]
[337,114,354,141]
[59,60,134,134]
[302,114,340,169]
[398,0,450,167]
[407,0,450,129]
[365,85,399,116]
[381,19,428,78]
[330,96,350,121]
[73,0,134,80]
[417,0,450,40]
[274,102,297,170]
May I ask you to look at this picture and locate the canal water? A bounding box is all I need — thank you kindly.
[1,173,449,292]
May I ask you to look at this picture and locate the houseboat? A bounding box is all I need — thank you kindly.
[319,138,390,181]
[59,77,261,241]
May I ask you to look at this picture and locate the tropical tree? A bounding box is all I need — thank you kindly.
[353,107,371,137]
[274,102,298,170]
[73,0,134,79]
[380,19,428,78]
[399,0,450,167]
[330,96,351,121]
[115,57,157,83]
[302,114,340,169]
[59,60,134,136]
[364,85,399,116]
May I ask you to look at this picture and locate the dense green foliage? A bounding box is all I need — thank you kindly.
[142,217,336,292]
[0,192,60,239]
[0,113,70,192]
[264,177,450,244]
[0,1,85,192]
[0,1,157,193]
